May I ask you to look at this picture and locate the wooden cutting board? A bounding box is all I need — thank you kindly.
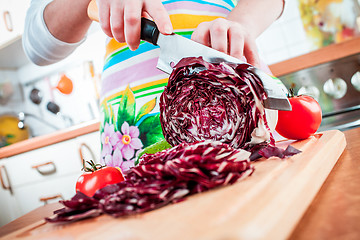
[2,130,346,240]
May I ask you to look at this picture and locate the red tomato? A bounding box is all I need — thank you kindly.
[76,161,124,197]
[276,95,322,140]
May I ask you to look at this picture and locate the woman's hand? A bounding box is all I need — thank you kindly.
[96,0,173,50]
[191,18,260,67]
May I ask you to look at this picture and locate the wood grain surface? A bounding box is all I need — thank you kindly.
[0,130,347,240]
[289,127,360,240]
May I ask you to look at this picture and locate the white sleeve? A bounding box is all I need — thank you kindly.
[22,0,86,66]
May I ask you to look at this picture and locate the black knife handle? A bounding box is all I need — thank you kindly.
[141,18,159,46]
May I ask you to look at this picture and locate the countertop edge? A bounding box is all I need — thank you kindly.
[0,120,100,159]
[269,36,360,77]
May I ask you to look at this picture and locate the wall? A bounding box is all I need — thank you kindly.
[257,0,360,65]
[257,0,311,65]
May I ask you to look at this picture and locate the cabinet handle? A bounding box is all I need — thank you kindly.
[0,165,13,195]
[39,194,64,205]
[79,143,96,166]
[3,11,13,32]
[31,161,57,176]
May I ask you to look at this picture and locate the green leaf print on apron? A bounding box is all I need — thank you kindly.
[100,84,165,172]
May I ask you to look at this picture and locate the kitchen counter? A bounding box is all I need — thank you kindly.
[0,120,100,159]
[0,127,359,239]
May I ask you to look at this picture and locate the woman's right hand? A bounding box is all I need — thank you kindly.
[96,0,173,50]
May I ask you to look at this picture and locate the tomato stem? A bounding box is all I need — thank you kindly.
[288,88,295,98]
[82,160,104,172]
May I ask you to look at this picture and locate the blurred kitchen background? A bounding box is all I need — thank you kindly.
[1,0,360,144]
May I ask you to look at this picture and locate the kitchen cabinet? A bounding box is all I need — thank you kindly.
[12,174,80,215]
[4,139,82,187]
[0,130,100,227]
[0,0,30,48]
[0,158,21,227]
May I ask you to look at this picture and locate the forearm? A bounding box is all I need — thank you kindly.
[44,0,92,43]
[227,0,284,38]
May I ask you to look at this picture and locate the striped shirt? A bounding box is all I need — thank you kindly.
[100,0,239,170]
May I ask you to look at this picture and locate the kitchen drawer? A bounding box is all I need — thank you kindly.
[13,173,79,215]
[4,139,83,187]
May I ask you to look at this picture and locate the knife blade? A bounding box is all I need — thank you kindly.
[140,18,291,111]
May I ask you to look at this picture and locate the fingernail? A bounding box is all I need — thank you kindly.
[164,25,173,34]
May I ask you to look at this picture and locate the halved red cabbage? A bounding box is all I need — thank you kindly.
[46,140,253,222]
[160,57,272,150]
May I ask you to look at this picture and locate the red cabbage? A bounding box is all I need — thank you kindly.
[258,144,301,159]
[160,57,272,150]
[46,141,253,222]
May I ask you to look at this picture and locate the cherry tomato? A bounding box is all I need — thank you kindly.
[76,160,124,197]
[276,95,322,140]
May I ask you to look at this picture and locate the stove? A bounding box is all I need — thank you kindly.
[278,53,360,131]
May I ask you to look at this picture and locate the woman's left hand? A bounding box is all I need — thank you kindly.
[191,18,260,67]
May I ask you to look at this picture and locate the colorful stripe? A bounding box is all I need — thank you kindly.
[102,48,161,80]
[101,78,169,106]
[104,30,194,68]
[170,14,225,30]
[102,57,164,95]
[104,39,127,62]
[164,0,232,12]
[103,2,230,60]
[163,0,235,10]
[103,14,225,71]
[104,41,157,71]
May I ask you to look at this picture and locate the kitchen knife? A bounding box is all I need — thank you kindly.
[87,1,291,111]
[140,18,291,111]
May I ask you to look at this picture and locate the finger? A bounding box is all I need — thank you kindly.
[228,26,244,59]
[191,22,210,47]
[110,2,125,42]
[144,1,173,35]
[209,19,228,54]
[142,11,151,19]
[97,0,113,38]
[244,40,260,67]
[124,0,142,50]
